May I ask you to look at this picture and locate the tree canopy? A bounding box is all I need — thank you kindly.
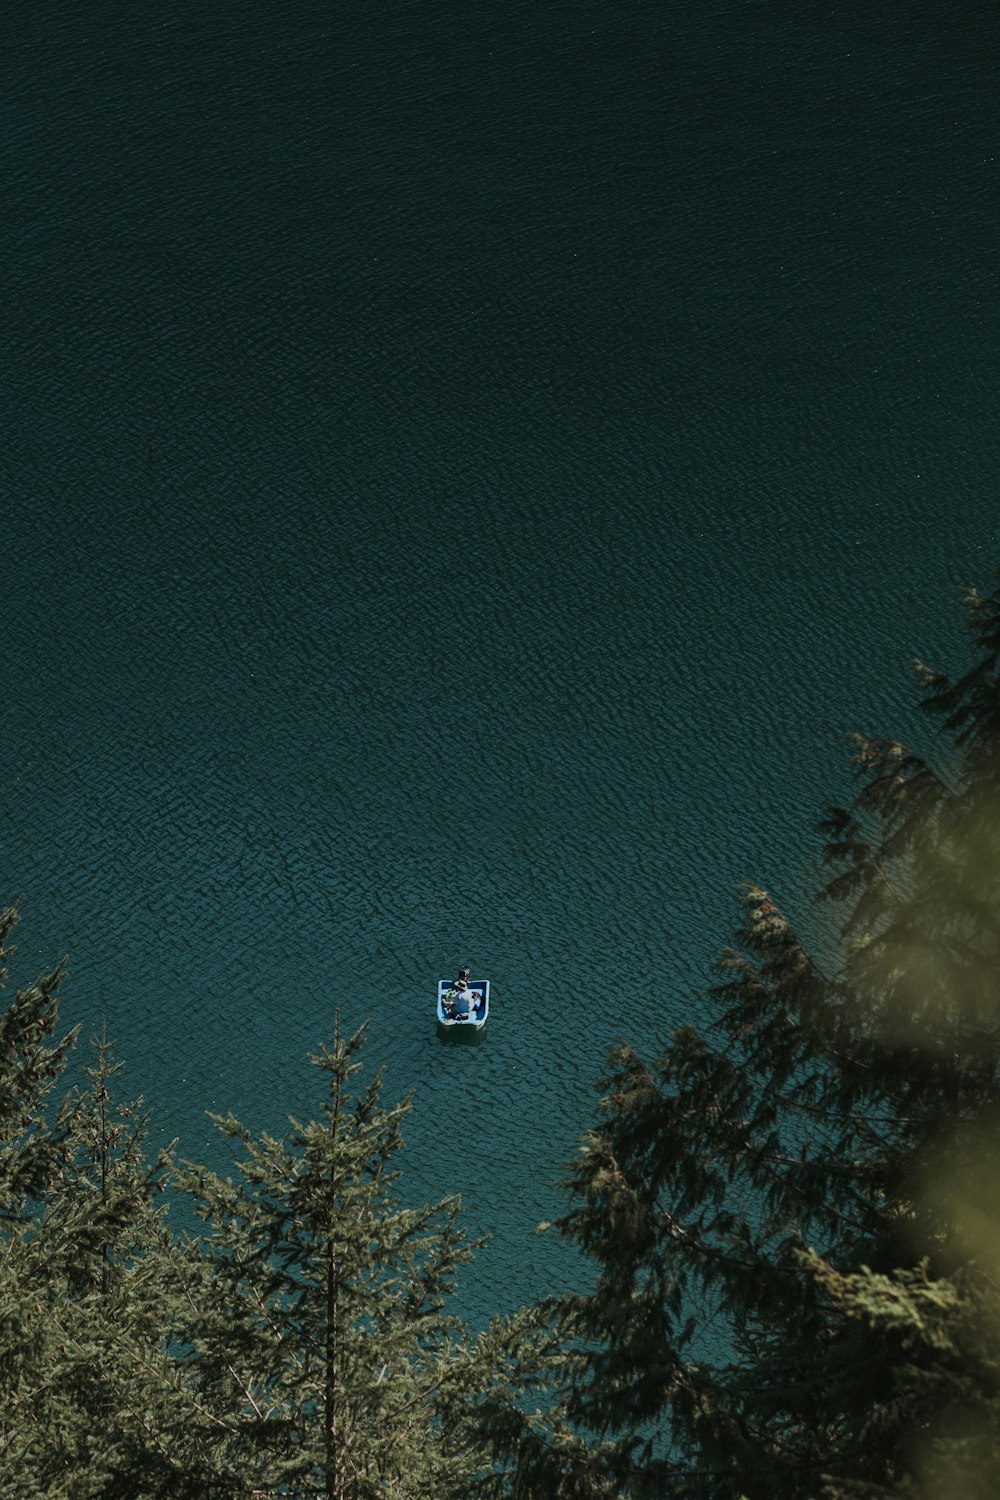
[0,930,547,1497]
[5,575,1000,1496]
[485,578,1000,1499]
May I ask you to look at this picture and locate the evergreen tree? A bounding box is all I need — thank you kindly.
[0,911,194,1497]
[493,577,1000,1498]
[0,911,552,1497]
[23,1029,214,1499]
[0,902,76,1214]
[0,901,79,1493]
[168,1016,529,1499]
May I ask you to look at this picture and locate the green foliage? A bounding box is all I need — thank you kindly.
[496,576,1000,1498]
[0,956,547,1498]
[807,1255,1000,1500]
[166,1016,510,1497]
[12,574,1000,1496]
[0,913,189,1496]
[0,903,76,1212]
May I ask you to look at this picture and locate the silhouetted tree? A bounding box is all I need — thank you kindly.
[490,578,1000,1499]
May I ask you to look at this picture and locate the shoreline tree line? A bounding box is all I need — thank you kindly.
[5,576,1000,1497]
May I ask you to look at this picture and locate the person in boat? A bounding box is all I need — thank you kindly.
[458,968,486,1019]
[451,979,472,1018]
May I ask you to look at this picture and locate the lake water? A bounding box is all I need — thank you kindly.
[4,0,998,1324]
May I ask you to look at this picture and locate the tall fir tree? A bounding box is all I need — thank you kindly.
[0,911,199,1497]
[0,902,76,1214]
[487,576,1000,1499]
[168,1016,536,1499]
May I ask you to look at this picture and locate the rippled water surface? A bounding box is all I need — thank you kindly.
[4,0,999,1322]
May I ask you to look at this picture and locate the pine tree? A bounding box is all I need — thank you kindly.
[168,1016,525,1499]
[0,909,555,1497]
[0,911,205,1497]
[0,1021,195,1497]
[0,901,79,1494]
[496,577,1000,1498]
[0,902,76,1214]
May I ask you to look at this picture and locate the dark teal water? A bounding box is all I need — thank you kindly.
[4,0,998,1322]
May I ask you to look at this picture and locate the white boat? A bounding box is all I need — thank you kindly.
[437,977,489,1031]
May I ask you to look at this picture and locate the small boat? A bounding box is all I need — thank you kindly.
[437,977,490,1031]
